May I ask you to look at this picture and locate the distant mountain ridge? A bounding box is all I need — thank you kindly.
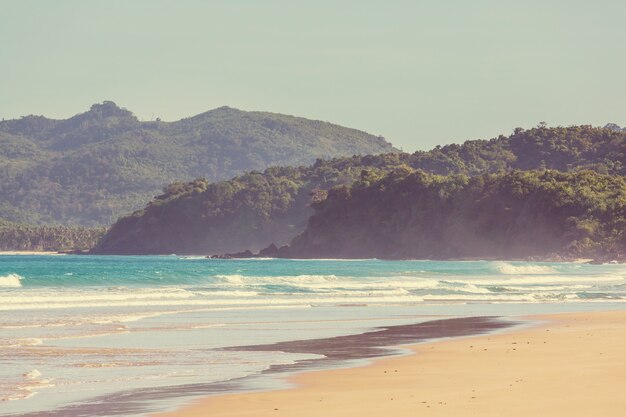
[0,101,395,225]
[93,124,625,255]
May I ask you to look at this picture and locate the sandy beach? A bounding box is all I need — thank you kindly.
[155,309,626,417]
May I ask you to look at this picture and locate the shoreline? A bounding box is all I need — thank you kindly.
[9,316,515,417]
[153,309,626,417]
[4,251,619,264]
[222,316,515,376]
[0,251,63,255]
[206,250,619,264]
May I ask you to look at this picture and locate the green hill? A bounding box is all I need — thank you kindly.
[93,125,625,255]
[0,218,104,252]
[287,169,626,260]
[0,101,395,226]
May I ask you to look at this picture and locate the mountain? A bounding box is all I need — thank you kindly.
[93,124,625,255]
[0,101,395,226]
[286,169,626,260]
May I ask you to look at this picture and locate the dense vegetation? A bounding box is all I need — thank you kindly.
[0,218,105,251]
[0,101,395,226]
[287,169,626,260]
[94,124,625,255]
[94,159,400,254]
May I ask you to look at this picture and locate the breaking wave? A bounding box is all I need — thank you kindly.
[0,274,23,288]
[214,274,340,285]
[493,262,557,275]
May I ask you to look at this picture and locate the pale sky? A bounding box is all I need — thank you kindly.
[1,0,625,151]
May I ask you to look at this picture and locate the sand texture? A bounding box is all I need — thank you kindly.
[154,310,626,417]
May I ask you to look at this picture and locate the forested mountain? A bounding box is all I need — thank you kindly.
[0,218,104,252]
[287,169,626,260]
[0,101,395,226]
[94,125,626,255]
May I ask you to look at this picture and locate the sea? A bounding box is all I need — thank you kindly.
[1,255,625,416]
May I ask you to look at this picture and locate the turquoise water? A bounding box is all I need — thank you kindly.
[1,255,625,416]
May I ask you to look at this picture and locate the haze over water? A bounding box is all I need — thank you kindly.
[1,255,625,416]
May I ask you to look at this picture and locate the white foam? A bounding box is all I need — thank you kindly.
[91,311,174,324]
[1,338,43,348]
[501,284,592,292]
[213,274,445,292]
[231,257,275,261]
[451,273,625,286]
[214,274,246,284]
[0,370,53,403]
[438,282,494,294]
[2,370,55,402]
[423,293,537,302]
[493,262,557,275]
[0,274,23,288]
[271,288,413,297]
[213,274,501,296]
[421,291,625,303]
[303,279,439,290]
[287,258,376,261]
[23,370,42,380]
[194,290,258,297]
[214,274,340,285]
[0,288,195,304]
[0,294,425,311]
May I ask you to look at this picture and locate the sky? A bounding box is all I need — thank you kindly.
[1,0,625,151]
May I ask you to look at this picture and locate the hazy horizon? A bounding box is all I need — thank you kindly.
[2,0,625,151]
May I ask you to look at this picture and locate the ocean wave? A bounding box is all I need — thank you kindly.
[0,294,425,311]
[210,272,620,294]
[213,274,245,284]
[193,290,259,297]
[450,273,625,286]
[213,274,445,289]
[213,274,507,296]
[0,288,195,304]
[267,288,413,297]
[0,274,23,288]
[438,281,494,294]
[214,274,340,285]
[422,291,625,303]
[493,262,557,275]
[423,293,538,302]
[229,257,275,261]
[287,258,377,262]
[500,284,593,292]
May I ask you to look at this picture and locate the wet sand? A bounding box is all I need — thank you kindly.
[224,316,513,373]
[8,317,512,417]
[154,310,626,417]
